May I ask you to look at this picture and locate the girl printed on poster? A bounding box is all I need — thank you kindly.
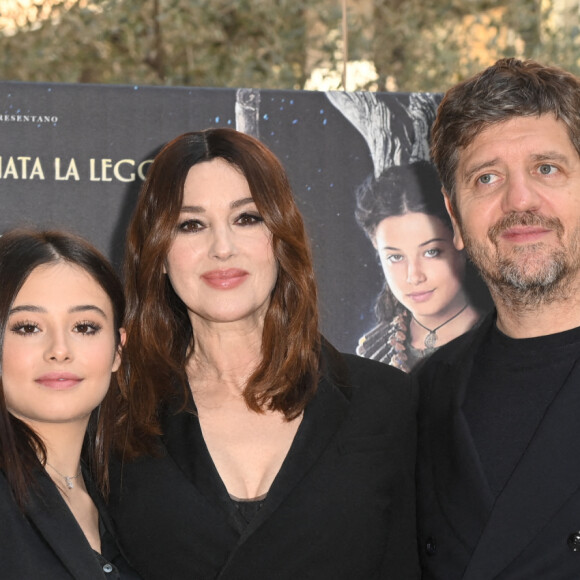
[326,92,490,371]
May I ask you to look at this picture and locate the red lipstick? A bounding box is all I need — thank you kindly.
[201,268,249,290]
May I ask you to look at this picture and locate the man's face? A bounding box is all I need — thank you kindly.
[447,114,580,304]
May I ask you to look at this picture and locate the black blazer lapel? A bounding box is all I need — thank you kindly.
[426,318,495,551]
[27,472,107,579]
[164,355,351,550]
[238,373,350,542]
[217,356,351,577]
[161,403,243,532]
[463,357,580,580]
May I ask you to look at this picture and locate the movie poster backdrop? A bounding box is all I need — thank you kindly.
[0,81,490,364]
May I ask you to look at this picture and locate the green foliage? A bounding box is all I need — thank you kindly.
[367,0,580,92]
[1,0,580,91]
[0,0,339,88]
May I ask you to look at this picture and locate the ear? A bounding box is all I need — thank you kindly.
[112,328,126,373]
[443,189,465,251]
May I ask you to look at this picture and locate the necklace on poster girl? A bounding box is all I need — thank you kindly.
[411,304,469,349]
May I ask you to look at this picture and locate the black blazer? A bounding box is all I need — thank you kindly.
[0,467,129,579]
[109,346,420,579]
[416,314,580,579]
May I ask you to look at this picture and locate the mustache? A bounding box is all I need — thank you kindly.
[488,211,564,242]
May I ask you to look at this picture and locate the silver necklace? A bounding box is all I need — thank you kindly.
[412,304,469,349]
[45,462,82,490]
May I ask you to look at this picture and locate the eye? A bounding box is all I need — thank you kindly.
[177,218,204,233]
[538,163,558,175]
[424,248,441,258]
[477,173,498,185]
[10,321,40,335]
[73,321,102,335]
[386,254,404,263]
[235,212,264,226]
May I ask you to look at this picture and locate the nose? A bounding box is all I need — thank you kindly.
[501,172,542,214]
[407,259,426,285]
[44,330,72,363]
[209,224,236,260]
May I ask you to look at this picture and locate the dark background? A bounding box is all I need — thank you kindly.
[0,81,429,353]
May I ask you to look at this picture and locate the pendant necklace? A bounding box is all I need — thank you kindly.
[412,303,469,349]
[46,462,82,490]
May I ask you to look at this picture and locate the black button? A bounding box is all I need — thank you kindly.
[425,537,437,556]
[568,532,580,552]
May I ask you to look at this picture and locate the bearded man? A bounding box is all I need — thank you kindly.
[416,58,580,579]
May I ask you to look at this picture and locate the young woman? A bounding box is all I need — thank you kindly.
[109,128,420,579]
[0,229,139,579]
[355,160,486,371]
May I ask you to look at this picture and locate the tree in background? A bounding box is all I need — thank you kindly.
[0,0,340,87]
[368,0,580,92]
[1,0,580,92]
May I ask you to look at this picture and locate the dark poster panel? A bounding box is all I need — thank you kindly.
[0,81,490,359]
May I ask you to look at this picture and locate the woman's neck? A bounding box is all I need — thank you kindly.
[187,321,264,401]
[25,417,100,552]
[31,419,88,478]
[409,303,479,351]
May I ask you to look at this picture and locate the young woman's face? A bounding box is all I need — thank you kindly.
[164,158,278,329]
[375,212,467,319]
[2,262,123,428]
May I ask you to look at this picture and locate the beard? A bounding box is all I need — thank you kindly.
[459,211,580,308]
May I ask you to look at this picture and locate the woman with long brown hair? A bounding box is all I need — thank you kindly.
[109,128,419,579]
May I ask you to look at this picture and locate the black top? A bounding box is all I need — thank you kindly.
[95,512,142,579]
[415,313,580,579]
[109,344,420,580]
[0,465,142,579]
[463,323,580,497]
[229,496,267,528]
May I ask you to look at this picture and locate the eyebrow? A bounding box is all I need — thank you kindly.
[419,237,448,247]
[462,159,499,185]
[9,304,108,318]
[382,237,449,251]
[180,197,255,213]
[530,152,569,164]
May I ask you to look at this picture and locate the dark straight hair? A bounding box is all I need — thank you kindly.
[0,229,125,506]
[355,160,452,323]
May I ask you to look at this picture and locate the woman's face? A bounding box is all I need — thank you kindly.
[2,262,123,428]
[375,212,466,319]
[164,158,278,329]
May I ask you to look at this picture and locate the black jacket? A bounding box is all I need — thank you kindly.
[416,313,580,579]
[0,466,136,579]
[109,345,419,579]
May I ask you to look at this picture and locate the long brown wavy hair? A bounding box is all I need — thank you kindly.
[118,128,321,457]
